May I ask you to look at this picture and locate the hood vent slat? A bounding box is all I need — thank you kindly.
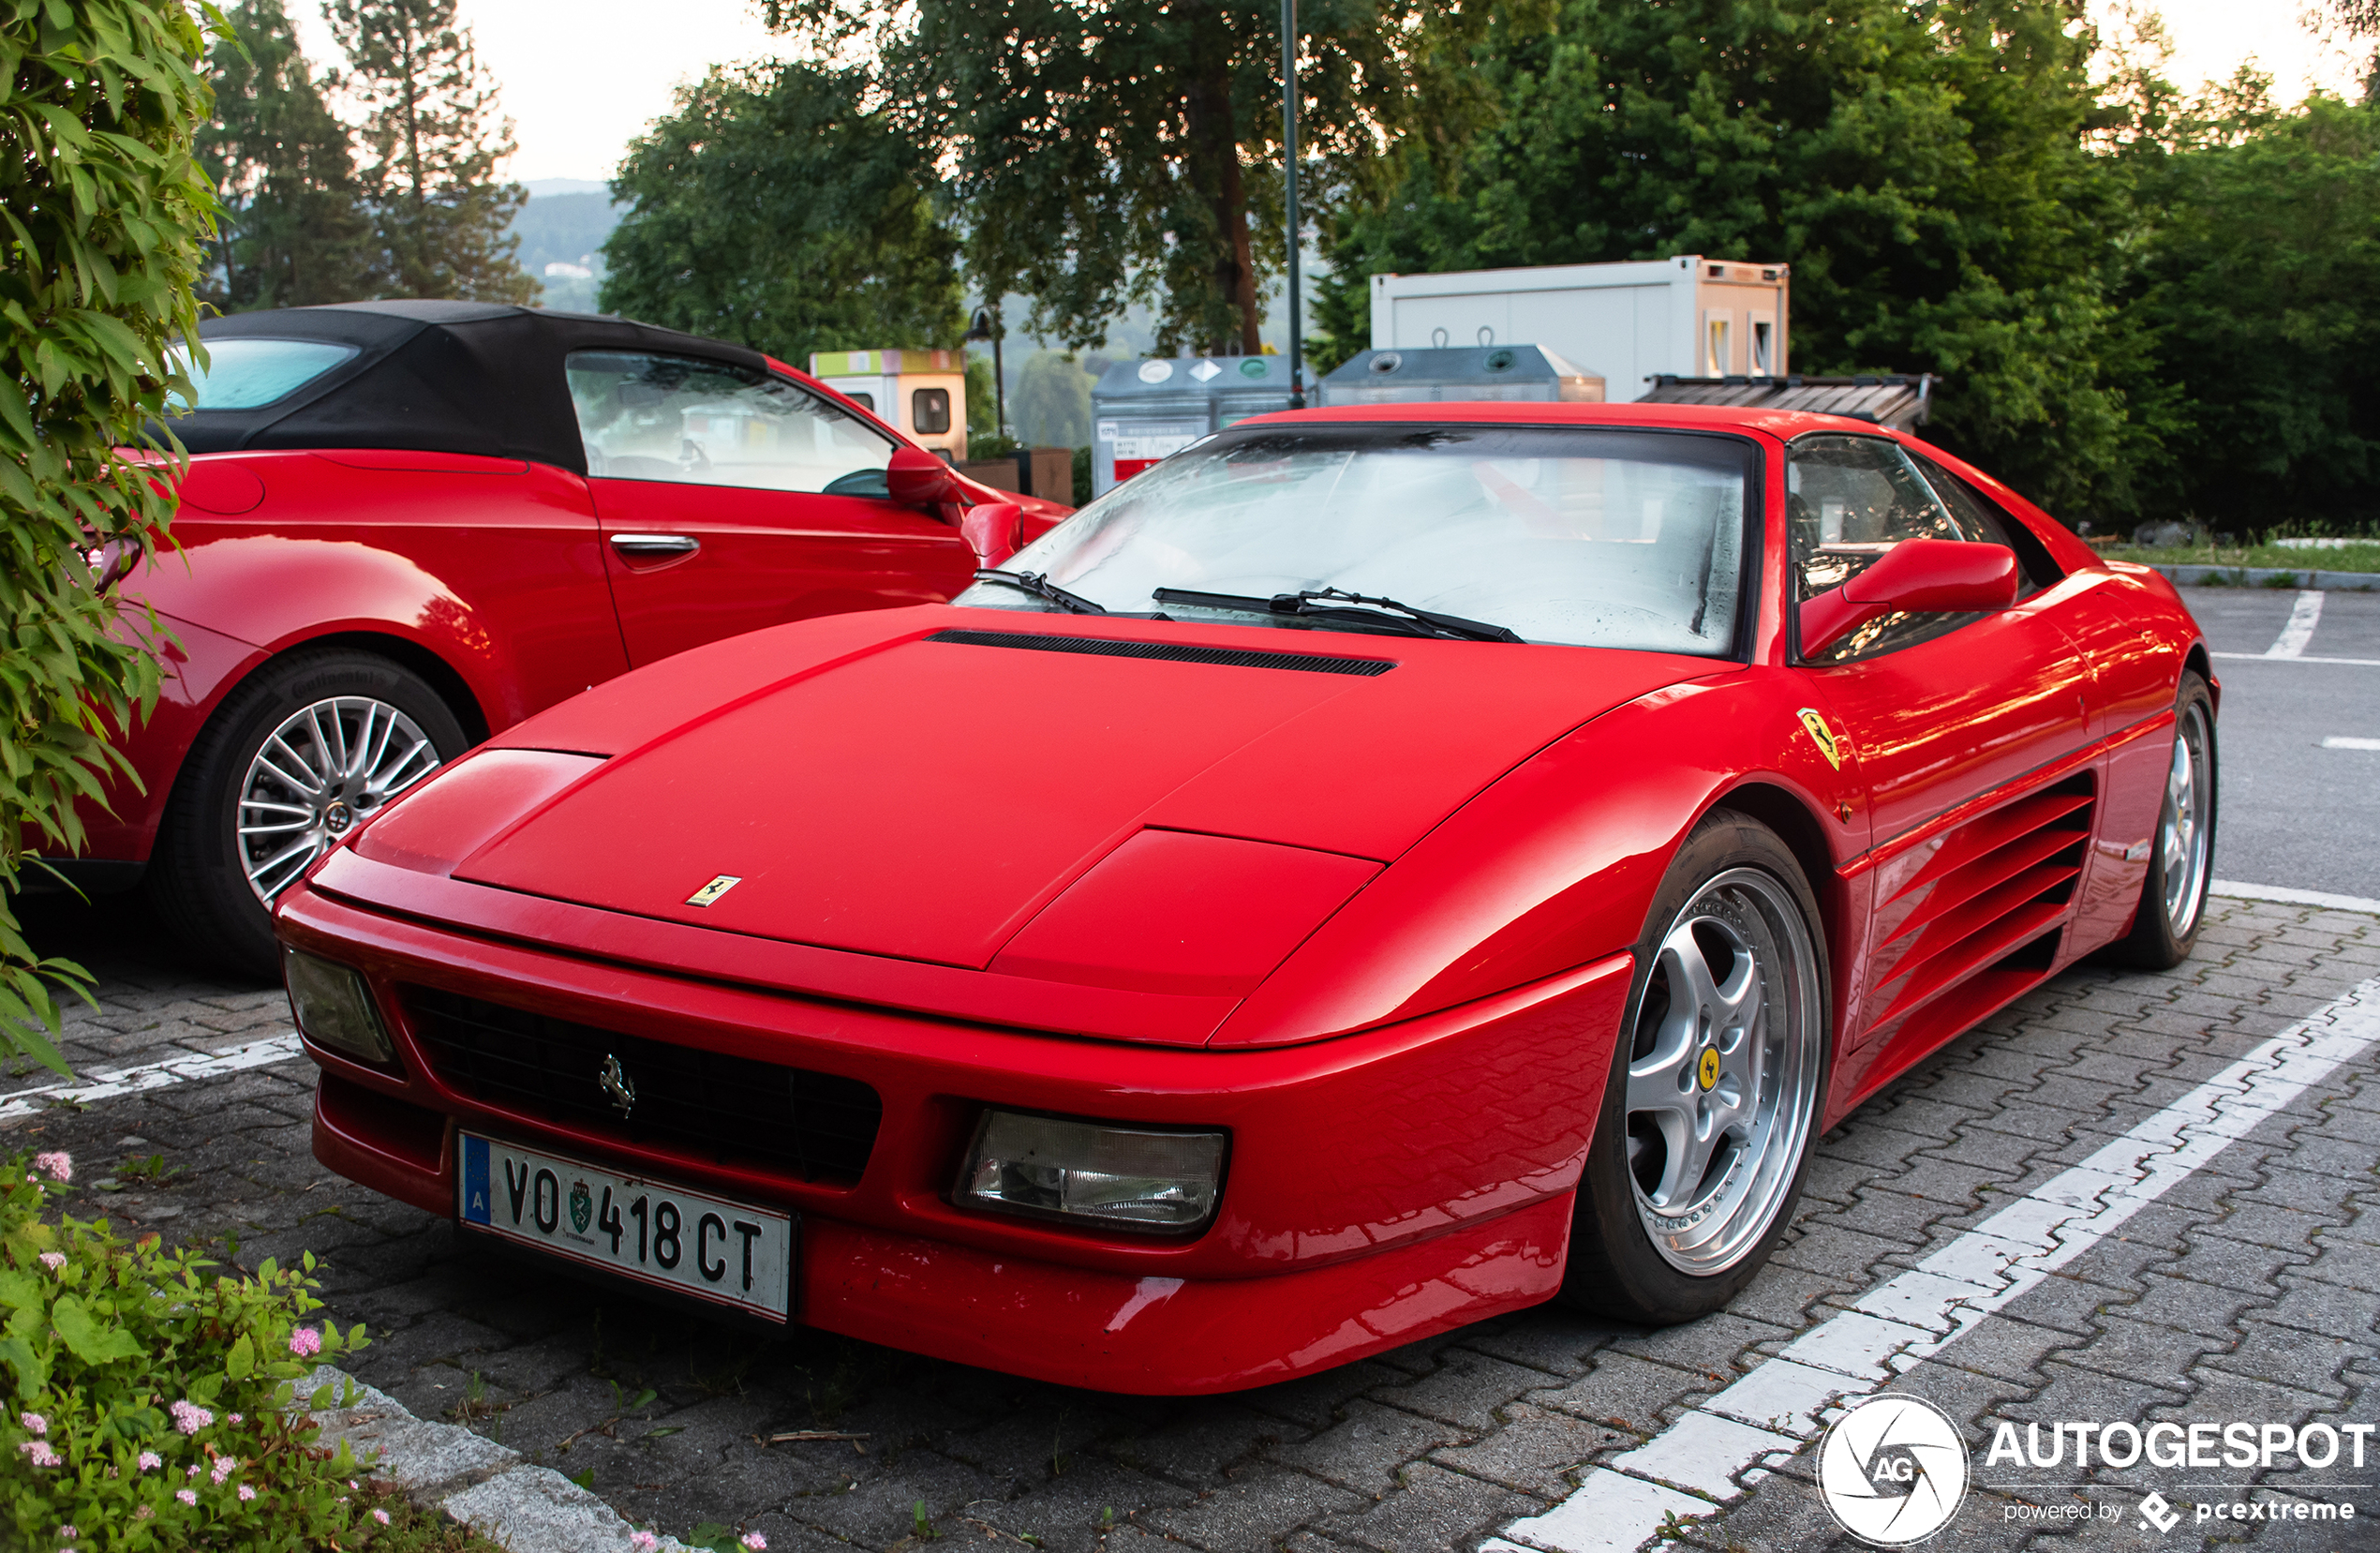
[928,628,1394,677]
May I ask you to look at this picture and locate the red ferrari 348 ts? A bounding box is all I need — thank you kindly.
[60,300,1064,974]
[278,402,2214,1394]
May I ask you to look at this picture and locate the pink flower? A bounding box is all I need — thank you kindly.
[19,1441,60,1468]
[137,1451,161,1471]
[238,1485,257,1501]
[631,1534,660,1552]
[288,1327,322,1357]
[371,1508,391,1525]
[31,1151,70,1183]
[20,1412,45,1435]
[211,1455,237,1484]
[55,1526,75,1539]
[37,1252,63,1271]
[175,1489,197,1507]
[227,1412,243,1425]
[170,1399,213,1435]
[741,1535,767,1550]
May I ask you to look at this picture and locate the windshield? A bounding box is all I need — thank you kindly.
[168,338,359,411]
[955,424,1756,653]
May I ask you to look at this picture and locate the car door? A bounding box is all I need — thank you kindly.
[565,350,977,667]
[1783,434,2095,1053]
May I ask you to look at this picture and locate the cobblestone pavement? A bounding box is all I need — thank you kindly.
[7,889,2379,1553]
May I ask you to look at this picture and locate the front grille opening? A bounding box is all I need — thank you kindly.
[404,987,882,1185]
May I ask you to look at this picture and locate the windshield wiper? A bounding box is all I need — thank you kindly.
[973,569,1108,615]
[1151,586,1524,643]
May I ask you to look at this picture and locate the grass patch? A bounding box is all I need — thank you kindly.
[2101,541,2380,574]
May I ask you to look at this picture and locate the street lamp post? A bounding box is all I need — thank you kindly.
[1282,0,1302,409]
[966,305,1005,442]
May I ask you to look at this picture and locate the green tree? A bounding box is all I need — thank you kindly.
[199,0,374,309]
[1313,0,2164,523]
[327,0,534,303]
[2126,94,2380,533]
[766,0,1509,355]
[0,0,219,1070]
[600,62,964,364]
[1011,350,1096,449]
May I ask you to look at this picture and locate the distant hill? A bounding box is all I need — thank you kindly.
[512,185,624,313]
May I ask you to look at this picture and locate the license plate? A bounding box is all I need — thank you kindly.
[456,1133,794,1321]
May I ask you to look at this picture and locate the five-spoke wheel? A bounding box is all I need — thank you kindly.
[2107,671,2218,969]
[1564,811,1829,1322]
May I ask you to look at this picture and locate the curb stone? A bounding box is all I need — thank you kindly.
[2147,561,2380,590]
[292,1364,695,1553]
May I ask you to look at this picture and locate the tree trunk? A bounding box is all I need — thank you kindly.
[1186,52,1260,355]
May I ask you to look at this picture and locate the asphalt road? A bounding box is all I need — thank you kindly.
[2174,585,2380,901]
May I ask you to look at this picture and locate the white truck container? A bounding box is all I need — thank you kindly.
[1368,258,1789,402]
[808,348,969,461]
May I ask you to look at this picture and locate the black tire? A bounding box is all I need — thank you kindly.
[148,649,469,978]
[1560,810,1831,1324]
[2100,672,2217,971]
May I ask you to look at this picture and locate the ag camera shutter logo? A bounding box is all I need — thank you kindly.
[1817,1395,1971,1545]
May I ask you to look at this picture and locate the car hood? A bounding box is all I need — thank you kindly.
[413,606,1722,972]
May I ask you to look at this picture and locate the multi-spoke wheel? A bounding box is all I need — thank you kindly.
[150,650,469,978]
[1564,811,1830,1323]
[235,697,441,903]
[2105,671,2217,969]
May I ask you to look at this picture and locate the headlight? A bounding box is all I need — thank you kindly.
[957,1110,1227,1234]
[283,948,396,1067]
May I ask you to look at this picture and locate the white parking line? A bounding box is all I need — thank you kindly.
[2210,651,2380,667]
[2213,879,2380,915]
[2265,590,2325,658]
[0,1030,303,1125]
[2324,736,2380,752]
[1482,977,2380,1553]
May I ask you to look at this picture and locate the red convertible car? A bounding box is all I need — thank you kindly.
[277,403,2213,1393]
[62,300,1064,974]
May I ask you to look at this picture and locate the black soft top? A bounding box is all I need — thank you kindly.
[167,301,772,475]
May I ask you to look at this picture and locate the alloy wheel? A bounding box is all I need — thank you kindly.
[2159,701,2213,938]
[236,695,440,904]
[1624,866,1824,1276]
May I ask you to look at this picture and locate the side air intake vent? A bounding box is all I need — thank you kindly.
[1866,771,2096,1038]
[928,629,1394,677]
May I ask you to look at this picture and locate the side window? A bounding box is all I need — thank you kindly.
[566,351,897,496]
[911,386,951,436]
[1787,434,2011,663]
[1906,449,2061,594]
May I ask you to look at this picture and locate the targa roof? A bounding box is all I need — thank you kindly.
[167,301,772,475]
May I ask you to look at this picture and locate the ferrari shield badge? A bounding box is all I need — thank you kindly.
[686,874,741,907]
[1797,709,1846,770]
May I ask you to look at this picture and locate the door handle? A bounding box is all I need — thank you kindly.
[609,533,700,558]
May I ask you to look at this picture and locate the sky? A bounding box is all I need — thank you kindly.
[290,0,2370,189]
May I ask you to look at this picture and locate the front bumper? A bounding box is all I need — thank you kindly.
[281,879,1628,1394]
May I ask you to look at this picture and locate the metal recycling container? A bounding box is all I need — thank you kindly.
[1091,355,1301,497]
[1316,345,1605,409]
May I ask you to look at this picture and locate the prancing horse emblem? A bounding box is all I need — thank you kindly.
[599,1053,636,1117]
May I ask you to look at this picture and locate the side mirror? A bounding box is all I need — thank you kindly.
[960,501,1024,570]
[886,444,960,511]
[1799,538,2018,658]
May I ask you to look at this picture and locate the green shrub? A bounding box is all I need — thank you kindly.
[0,0,221,1073]
[0,1150,384,1548]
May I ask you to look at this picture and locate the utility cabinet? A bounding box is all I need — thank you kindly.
[1089,356,1300,497]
